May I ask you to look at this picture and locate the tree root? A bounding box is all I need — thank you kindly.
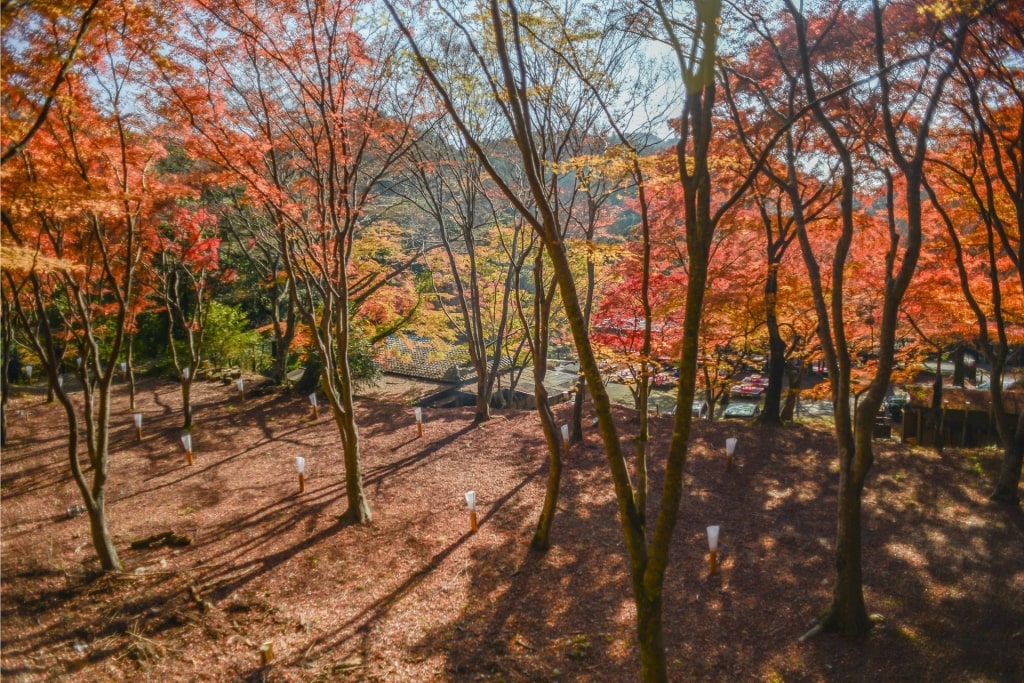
[798,623,824,643]
[187,584,214,613]
[129,531,193,550]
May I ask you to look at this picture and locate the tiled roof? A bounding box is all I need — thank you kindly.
[375,334,474,383]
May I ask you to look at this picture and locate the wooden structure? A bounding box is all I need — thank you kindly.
[901,386,1024,448]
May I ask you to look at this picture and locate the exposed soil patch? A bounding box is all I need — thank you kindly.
[2,375,1022,681]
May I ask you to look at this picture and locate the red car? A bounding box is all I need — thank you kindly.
[731,382,766,397]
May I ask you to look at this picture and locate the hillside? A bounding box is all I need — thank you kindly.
[1,376,1022,682]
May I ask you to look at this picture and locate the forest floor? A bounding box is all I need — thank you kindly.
[1,374,1022,682]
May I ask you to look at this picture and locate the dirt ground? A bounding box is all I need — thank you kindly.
[1,374,1022,682]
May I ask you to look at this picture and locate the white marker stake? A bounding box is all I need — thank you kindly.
[707,525,721,576]
[309,393,318,419]
[561,424,570,457]
[24,364,32,382]
[296,456,306,493]
[725,437,738,471]
[182,367,190,381]
[465,490,478,533]
[134,412,143,441]
[415,406,423,437]
[119,361,127,377]
[181,433,193,466]
[236,378,245,402]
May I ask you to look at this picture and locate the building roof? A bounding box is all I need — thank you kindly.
[376,334,472,383]
[905,385,1024,414]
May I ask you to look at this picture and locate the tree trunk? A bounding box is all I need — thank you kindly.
[530,381,562,551]
[126,332,137,411]
[990,410,1024,504]
[780,360,803,422]
[327,363,371,524]
[473,373,491,425]
[571,375,587,443]
[952,344,966,387]
[758,284,786,426]
[181,379,193,429]
[1,327,9,448]
[932,356,944,452]
[636,590,666,683]
[337,408,371,522]
[529,255,562,551]
[334,305,372,524]
[822,374,879,637]
[269,289,296,385]
[0,386,7,447]
[64,391,122,572]
[570,205,598,442]
[295,353,321,396]
[86,492,121,571]
[821,451,871,635]
[271,343,289,385]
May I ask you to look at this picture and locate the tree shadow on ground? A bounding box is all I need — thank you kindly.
[3,379,1022,682]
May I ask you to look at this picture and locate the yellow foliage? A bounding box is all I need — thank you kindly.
[0,244,83,276]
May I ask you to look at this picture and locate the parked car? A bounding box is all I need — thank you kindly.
[654,371,678,387]
[977,377,1020,390]
[884,389,910,420]
[722,402,761,419]
[691,399,710,420]
[730,382,766,398]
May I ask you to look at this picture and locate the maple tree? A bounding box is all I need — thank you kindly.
[1,0,172,571]
[525,12,666,442]
[721,36,845,423]
[151,206,224,429]
[0,294,12,446]
[2,1,1021,677]
[217,197,299,385]
[0,0,101,165]
[401,128,527,423]
[777,0,981,637]
[386,0,611,555]
[160,0,429,523]
[921,2,1024,500]
[561,157,635,440]
[387,0,765,677]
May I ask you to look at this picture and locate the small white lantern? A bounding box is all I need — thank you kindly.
[296,456,306,493]
[465,490,478,532]
[181,433,193,465]
[707,525,721,575]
